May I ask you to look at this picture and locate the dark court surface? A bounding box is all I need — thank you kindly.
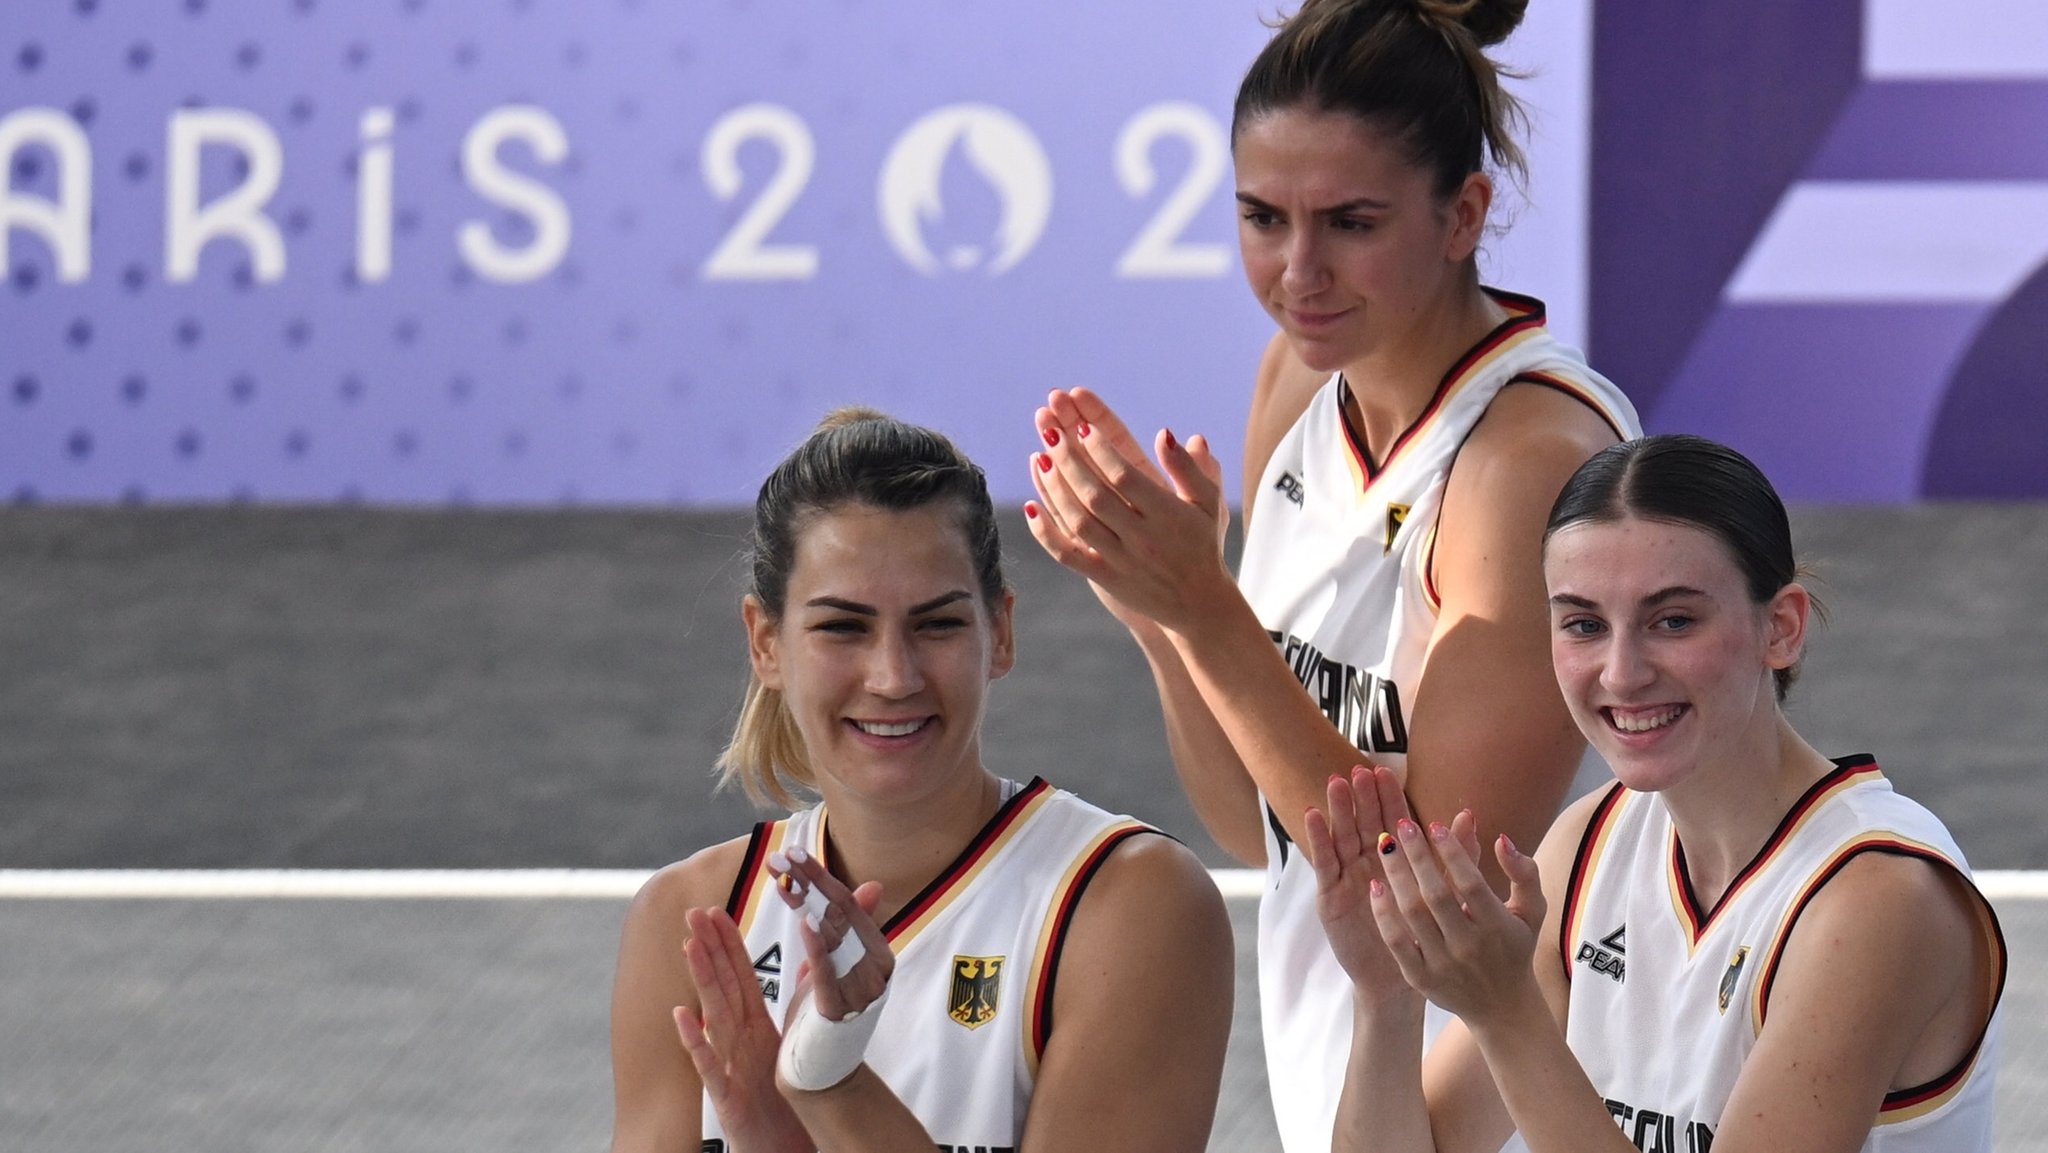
[2,505,2046,1149]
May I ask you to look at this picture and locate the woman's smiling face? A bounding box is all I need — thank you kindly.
[745,501,1013,805]
[1544,515,1805,793]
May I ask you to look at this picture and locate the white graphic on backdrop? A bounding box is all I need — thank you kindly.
[458,105,572,284]
[1725,0,2048,304]
[165,108,286,284]
[0,108,90,282]
[701,104,820,282]
[878,103,1052,277]
[1865,0,2048,78]
[1114,102,1232,279]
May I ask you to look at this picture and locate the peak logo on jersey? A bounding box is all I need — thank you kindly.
[753,943,783,1002]
[1717,945,1750,1015]
[1576,923,1626,983]
[948,955,1004,1029]
[1383,502,1410,553]
[1274,471,1306,507]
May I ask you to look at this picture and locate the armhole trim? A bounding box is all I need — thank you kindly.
[1558,782,1630,983]
[724,821,774,919]
[1751,838,2009,1124]
[1023,823,1159,1076]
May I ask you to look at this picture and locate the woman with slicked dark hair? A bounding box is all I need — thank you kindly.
[1312,434,2005,1153]
[610,409,1232,1153]
[1025,1,1638,1147]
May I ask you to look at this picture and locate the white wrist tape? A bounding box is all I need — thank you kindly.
[777,981,890,1091]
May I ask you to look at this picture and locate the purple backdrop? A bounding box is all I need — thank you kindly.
[7,0,2040,505]
[1594,0,2048,500]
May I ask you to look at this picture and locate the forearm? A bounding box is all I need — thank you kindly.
[1166,591,1378,849]
[1465,994,1635,1153]
[1132,627,1265,864]
[780,1067,934,1153]
[1333,994,1436,1153]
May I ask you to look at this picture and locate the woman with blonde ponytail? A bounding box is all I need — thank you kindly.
[1026,1,1639,1148]
[610,409,1232,1153]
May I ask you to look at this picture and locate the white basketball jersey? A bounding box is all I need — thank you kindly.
[699,778,1154,1153]
[1236,292,1640,1153]
[1558,758,2006,1151]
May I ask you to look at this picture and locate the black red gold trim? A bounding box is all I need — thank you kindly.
[1337,289,1548,496]
[724,821,775,919]
[1667,757,1881,951]
[1749,836,2008,1124]
[1418,367,1627,610]
[1507,371,1632,441]
[1558,781,1629,980]
[1027,823,1158,1071]
[881,777,1054,945]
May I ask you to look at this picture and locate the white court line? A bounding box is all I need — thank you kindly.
[0,868,2042,900]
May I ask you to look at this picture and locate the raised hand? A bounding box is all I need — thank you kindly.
[673,906,807,1150]
[1369,797,1547,1023]
[1305,765,1417,1008]
[1024,387,1233,634]
[769,847,893,1023]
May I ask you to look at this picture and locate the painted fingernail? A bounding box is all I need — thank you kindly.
[767,851,790,873]
[776,873,796,892]
[1430,822,1449,842]
[1039,453,1054,474]
[1370,879,1386,897]
[1078,421,1092,438]
[1024,502,1039,520]
[1163,428,1179,451]
[787,847,809,865]
[1042,426,1060,448]
[1377,831,1397,856]
[1397,818,1420,840]
[1500,834,1520,857]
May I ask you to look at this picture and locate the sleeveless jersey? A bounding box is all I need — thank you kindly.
[1557,757,2006,1152]
[699,778,1155,1153]
[1235,291,1640,1153]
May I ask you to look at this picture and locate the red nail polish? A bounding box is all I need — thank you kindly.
[1042,427,1060,448]
[1024,503,1039,520]
[1078,421,1092,438]
[1163,428,1178,451]
[1037,453,1052,473]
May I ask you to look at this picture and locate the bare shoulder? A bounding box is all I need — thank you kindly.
[1453,380,1622,503]
[1434,382,1622,604]
[1243,331,1328,518]
[1079,831,1228,930]
[1026,830,1232,1153]
[1788,848,1989,971]
[1053,830,1233,991]
[624,832,759,942]
[1534,785,1617,876]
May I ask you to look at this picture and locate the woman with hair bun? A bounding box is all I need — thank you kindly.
[1312,435,2005,1153]
[610,409,1233,1153]
[1026,1,1638,1147]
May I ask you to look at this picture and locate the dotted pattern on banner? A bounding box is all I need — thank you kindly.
[0,1,1295,506]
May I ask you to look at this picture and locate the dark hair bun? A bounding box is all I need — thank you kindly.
[1416,0,1527,47]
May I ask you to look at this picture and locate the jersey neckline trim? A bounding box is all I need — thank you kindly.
[880,776,1053,944]
[1666,755,1882,951]
[1335,287,1548,498]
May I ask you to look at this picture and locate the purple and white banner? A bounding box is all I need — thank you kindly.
[5,0,2036,504]
[1593,0,2048,500]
